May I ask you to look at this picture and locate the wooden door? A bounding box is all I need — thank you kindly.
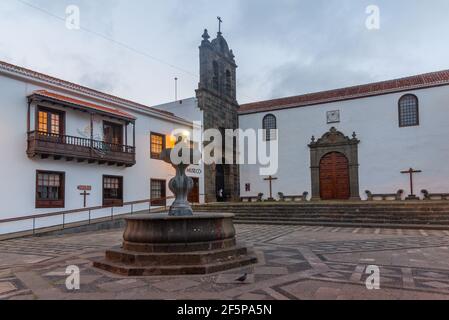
[188,177,200,204]
[319,152,350,200]
[103,121,123,146]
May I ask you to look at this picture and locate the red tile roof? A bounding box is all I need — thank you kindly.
[0,60,180,120]
[239,70,449,114]
[30,90,137,121]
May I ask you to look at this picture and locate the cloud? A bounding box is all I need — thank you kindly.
[267,61,377,99]
[1,0,449,106]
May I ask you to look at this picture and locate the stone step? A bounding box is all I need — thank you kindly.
[105,245,249,266]
[194,209,449,214]
[224,209,449,214]
[231,212,449,219]
[194,202,449,207]
[229,213,449,219]
[194,210,449,215]
[232,220,449,230]
[194,206,449,211]
[193,203,449,229]
[194,206,449,210]
[232,216,449,224]
[93,254,258,276]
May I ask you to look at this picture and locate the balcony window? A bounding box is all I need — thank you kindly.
[103,121,123,145]
[103,175,123,206]
[37,107,64,135]
[151,132,165,159]
[36,171,65,208]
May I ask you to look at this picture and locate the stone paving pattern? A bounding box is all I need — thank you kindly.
[1,225,449,300]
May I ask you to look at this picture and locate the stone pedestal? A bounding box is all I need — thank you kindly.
[94,213,257,276]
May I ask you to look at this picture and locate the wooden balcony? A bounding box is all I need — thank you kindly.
[27,131,136,167]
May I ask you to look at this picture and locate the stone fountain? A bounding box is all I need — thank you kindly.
[94,139,257,276]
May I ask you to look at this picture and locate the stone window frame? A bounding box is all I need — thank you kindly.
[308,127,361,201]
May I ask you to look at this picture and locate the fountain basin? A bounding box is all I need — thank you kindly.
[123,213,236,244]
[93,212,257,276]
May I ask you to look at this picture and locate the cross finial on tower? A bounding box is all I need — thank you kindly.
[217,16,223,34]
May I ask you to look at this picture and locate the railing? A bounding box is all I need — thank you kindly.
[27,131,136,166]
[0,196,175,237]
[30,131,135,154]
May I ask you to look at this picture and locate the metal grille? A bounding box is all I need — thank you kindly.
[263,114,277,141]
[399,95,419,127]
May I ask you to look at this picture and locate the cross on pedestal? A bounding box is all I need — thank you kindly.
[401,168,422,200]
[264,175,278,201]
[80,190,90,208]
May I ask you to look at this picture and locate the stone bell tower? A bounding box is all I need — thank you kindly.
[196,26,240,203]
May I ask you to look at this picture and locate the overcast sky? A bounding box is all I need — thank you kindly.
[1,0,449,106]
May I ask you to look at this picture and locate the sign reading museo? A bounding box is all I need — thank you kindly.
[187,168,202,175]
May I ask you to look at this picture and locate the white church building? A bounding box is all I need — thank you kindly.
[237,72,449,201]
[1,29,449,236]
[156,30,449,203]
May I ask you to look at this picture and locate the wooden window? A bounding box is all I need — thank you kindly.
[263,114,277,141]
[150,132,165,159]
[103,121,124,152]
[399,94,419,127]
[103,121,123,145]
[103,175,123,206]
[151,179,166,206]
[36,171,65,208]
[37,107,64,135]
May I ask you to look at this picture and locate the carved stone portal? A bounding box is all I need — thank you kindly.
[309,127,361,201]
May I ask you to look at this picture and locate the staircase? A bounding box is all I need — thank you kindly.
[192,202,449,230]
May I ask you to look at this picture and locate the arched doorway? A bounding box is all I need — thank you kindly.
[309,127,361,201]
[319,152,350,200]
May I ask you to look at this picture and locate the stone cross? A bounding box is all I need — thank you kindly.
[264,175,278,201]
[217,16,223,33]
[401,168,422,200]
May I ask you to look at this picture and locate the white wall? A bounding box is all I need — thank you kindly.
[239,86,449,200]
[155,98,202,123]
[0,75,203,234]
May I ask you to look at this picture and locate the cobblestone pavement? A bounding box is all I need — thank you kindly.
[1,225,449,300]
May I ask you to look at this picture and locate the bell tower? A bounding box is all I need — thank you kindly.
[196,26,240,203]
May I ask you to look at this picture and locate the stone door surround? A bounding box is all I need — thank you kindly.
[309,127,361,201]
